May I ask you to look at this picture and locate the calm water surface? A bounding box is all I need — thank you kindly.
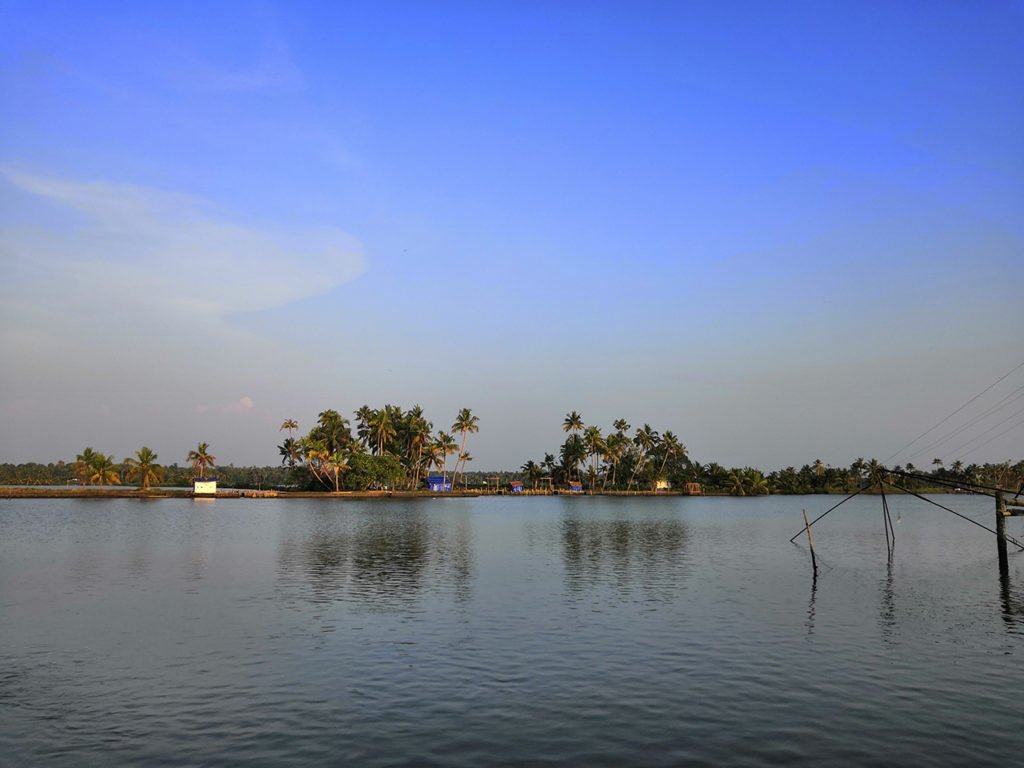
[2,495,1023,766]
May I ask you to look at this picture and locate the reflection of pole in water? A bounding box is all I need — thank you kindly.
[805,570,817,635]
[878,553,896,641]
[999,571,1023,631]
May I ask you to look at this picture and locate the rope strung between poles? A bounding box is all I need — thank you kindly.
[884,468,1015,499]
[883,479,1024,551]
[789,483,873,543]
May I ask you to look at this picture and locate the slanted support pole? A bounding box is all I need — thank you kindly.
[803,509,818,576]
[996,492,1009,575]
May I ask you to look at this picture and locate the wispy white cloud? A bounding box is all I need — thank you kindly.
[0,169,365,462]
[222,395,255,414]
[1,169,364,323]
[168,42,305,93]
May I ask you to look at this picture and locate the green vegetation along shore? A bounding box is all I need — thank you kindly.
[2,405,1021,497]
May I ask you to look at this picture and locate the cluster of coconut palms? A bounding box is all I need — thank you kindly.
[72,443,215,489]
[521,412,690,492]
[277,406,478,492]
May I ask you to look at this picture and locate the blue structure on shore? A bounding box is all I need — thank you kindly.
[425,475,452,492]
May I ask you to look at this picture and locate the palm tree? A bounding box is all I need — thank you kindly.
[369,407,398,456]
[583,425,605,490]
[433,431,458,487]
[563,411,584,436]
[866,458,886,486]
[278,420,300,469]
[560,434,585,485]
[421,441,442,486]
[278,437,301,468]
[655,430,684,486]
[354,405,375,448]
[89,453,121,486]
[727,470,746,496]
[405,406,432,489]
[627,424,659,490]
[311,410,352,455]
[124,447,163,489]
[452,408,479,487]
[74,447,99,485]
[300,439,330,488]
[458,452,473,488]
[603,433,627,488]
[187,442,216,479]
[324,451,350,493]
[561,412,584,481]
[744,468,770,496]
[521,460,542,491]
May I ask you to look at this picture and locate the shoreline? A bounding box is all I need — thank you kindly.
[0,487,958,500]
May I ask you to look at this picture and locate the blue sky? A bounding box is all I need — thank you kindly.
[1,0,1022,469]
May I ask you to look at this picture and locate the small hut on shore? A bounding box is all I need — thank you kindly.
[192,478,217,497]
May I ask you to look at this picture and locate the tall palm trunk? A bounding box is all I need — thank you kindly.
[455,429,468,489]
[628,449,647,491]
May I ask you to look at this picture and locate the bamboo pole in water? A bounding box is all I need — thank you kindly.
[803,509,818,576]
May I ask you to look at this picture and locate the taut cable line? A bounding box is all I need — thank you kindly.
[904,383,1024,463]
[883,479,1024,552]
[885,467,1016,499]
[945,410,1024,462]
[884,360,1024,465]
[789,483,872,543]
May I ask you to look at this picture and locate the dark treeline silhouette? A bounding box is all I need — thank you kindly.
[3,409,1021,495]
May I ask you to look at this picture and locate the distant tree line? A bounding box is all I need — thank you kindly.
[2,412,1021,496]
[0,443,287,490]
[518,413,1024,496]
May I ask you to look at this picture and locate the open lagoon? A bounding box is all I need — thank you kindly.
[2,494,1023,766]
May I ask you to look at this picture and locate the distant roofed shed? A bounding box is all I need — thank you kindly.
[425,475,452,492]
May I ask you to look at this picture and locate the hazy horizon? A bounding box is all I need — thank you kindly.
[2,2,1022,471]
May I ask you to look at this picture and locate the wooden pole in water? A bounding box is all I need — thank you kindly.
[879,483,892,557]
[996,492,1009,575]
[803,509,818,576]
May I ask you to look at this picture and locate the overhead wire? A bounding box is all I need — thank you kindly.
[884,360,1024,465]
[953,411,1024,461]
[903,383,1024,464]
[883,478,1024,551]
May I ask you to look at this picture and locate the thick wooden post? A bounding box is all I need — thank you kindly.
[996,492,1009,575]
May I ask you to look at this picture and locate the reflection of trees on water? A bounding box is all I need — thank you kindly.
[277,508,473,609]
[559,517,689,597]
